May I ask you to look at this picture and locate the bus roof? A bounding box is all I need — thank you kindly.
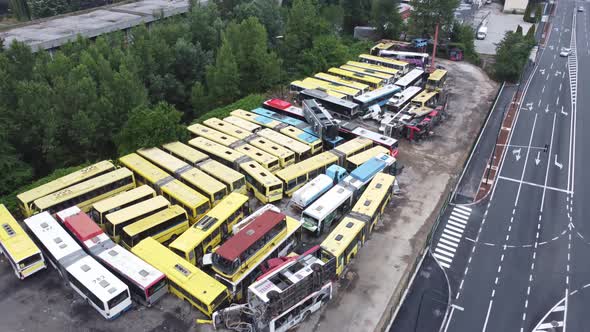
[188,123,241,147]
[64,212,103,242]
[428,69,447,81]
[169,192,249,252]
[132,237,228,305]
[223,115,261,132]
[189,137,247,163]
[275,152,338,180]
[198,159,244,182]
[320,217,365,257]
[359,54,409,66]
[119,153,174,186]
[350,127,398,148]
[91,185,155,214]
[351,173,395,218]
[394,68,425,88]
[332,137,373,157]
[299,89,359,109]
[340,64,394,80]
[161,141,209,165]
[302,77,361,96]
[327,68,383,85]
[161,180,210,209]
[256,129,311,155]
[303,184,352,221]
[353,84,401,104]
[412,90,439,103]
[347,146,389,166]
[231,109,286,130]
[0,204,41,262]
[24,212,83,262]
[137,147,192,175]
[33,168,134,210]
[346,61,400,76]
[179,168,227,195]
[66,255,129,302]
[17,160,116,205]
[123,205,186,236]
[280,126,321,144]
[234,144,279,166]
[215,210,286,261]
[314,72,370,91]
[247,137,295,159]
[291,80,348,99]
[203,117,252,140]
[106,196,170,226]
[240,161,282,186]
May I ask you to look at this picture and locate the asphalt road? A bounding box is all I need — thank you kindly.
[435,0,590,331]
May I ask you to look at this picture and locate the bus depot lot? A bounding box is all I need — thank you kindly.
[0,60,497,332]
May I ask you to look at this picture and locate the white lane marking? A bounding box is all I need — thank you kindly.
[540,112,557,212]
[439,237,458,248]
[452,209,471,218]
[482,300,494,332]
[435,247,455,258]
[455,205,472,213]
[497,175,572,194]
[515,113,538,205]
[437,242,457,253]
[444,228,463,238]
[446,224,465,234]
[434,253,453,263]
[447,220,466,230]
[441,233,460,242]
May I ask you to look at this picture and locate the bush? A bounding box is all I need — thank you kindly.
[192,94,267,123]
[494,30,536,82]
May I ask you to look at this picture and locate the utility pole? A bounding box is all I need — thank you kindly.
[430,23,439,72]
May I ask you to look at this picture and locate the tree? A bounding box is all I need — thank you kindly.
[206,40,240,106]
[321,4,344,33]
[0,122,33,196]
[190,82,209,119]
[116,102,188,155]
[189,3,224,52]
[371,0,403,39]
[515,24,523,35]
[224,18,282,94]
[283,0,329,69]
[525,24,536,41]
[299,35,350,75]
[494,31,535,82]
[523,1,533,22]
[28,0,68,19]
[409,0,459,36]
[341,0,372,34]
[233,0,284,45]
[450,22,478,62]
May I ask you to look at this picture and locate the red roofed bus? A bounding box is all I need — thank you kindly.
[211,210,302,301]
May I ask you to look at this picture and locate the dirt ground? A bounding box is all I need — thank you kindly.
[0,60,498,332]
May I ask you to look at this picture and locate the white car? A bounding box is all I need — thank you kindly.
[560,48,571,57]
[578,6,584,12]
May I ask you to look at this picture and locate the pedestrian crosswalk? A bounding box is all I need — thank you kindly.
[532,301,565,332]
[433,205,471,269]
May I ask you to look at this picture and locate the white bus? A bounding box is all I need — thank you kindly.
[300,184,354,236]
[57,207,168,307]
[291,174,336,210]
[378,50,430,67]
[394,68,425,91]
[353,84,401,110]
[24,212,132,319]
[267,283,332,332]
[386,86,423,112]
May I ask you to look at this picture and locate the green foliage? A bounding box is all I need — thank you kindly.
[494,30,536,82]
[299,35,350,75]
[525,24,536,40]
[409,0,460,36]
[0,123,33,197]
[371,0,403,39]
[523,1,533,22]
[193,94,266,123]
[8,0,31,20]
[206,40,241,106]
[116,102,188,155]
[515,24,523,35]
[450,22,478,63]
[340,0,372,34]
[233,0,284,45]
[321,4,344,33]
[224,17,282,94]
[190,82,209,118]
[535,5,542,22]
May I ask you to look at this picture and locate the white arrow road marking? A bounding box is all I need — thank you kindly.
[535,151,541,165]
[555,154,563,169]
[561,106,568,116]
[513,148,522,161]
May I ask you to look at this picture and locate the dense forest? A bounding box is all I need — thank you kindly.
[0,0,465,207]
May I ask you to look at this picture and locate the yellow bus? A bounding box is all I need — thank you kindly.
[104,196,171,243]
[137,147,193,176]
[0,204,46,279]
[233,143,280,172]
[327,67,384,90]
[275,151,339,196]
[160,180,211,225]
[346,60,401,77]
[169,193,250,266]
[340,64,396,84]
[314,72,370,95]
[197,159,247,195]
[330,137,373,165]
[161,141,209,167]
[358,54,410,74]
[239,160,283,203]
[256,128,311,161]
[189,137,250,171]
[120,205,189,250]
[132,237,230,317]
[426,69,448,92]
[32,168,135,215]
[230,109,286,131]
[187,123,241,147]
[279,126,323,155]
[246,136,295,168]
[88,185,156,229]
[179,167,228,207]
[302,77,362,99]
[202,117,253,140]
[411,90,439,108]
[223,115,261,133]
[289,80,348,99]
[119,153,175,191]
[344,146,389,172]
[349,173,395,233]
[17,160,116,217]
[320,216,366,277]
